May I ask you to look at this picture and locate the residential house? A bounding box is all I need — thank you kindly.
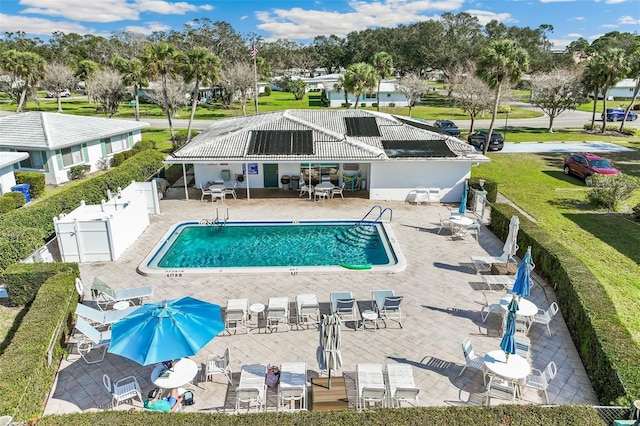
[325,79,415,108]
[0,151,29,195]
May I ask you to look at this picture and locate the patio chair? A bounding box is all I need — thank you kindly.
[470,251,518,273]
[75,303,137,327]
[278,362,307,411]
[480,291,502,323]
[266,297,290,332]
[225,298,248,334]
[524,361,557,404]
[515,335,531,361]
[210,187,225,202]
[199,184,214,201]
[356,363,386,411]
[315,188,331,202]
[103,374,143,408]
[486,376,516,404]
[74,317,111,364]
[91,278,154,310]
[427,187,441,204]
[295,294,319,329]
[331,182,346,199]
[223,182,238,200]
[299,181,313,197]
[75,277,85,301]
[372,290,404,328]
[386,364,420,407]
[204,347,232,388]
[459,337,488,385]
[438,213,451,234]
[330,291,359,331]
[235,388,264,413]
[466,219,482,242]
[530,302,559,336]
[414,186,428,204]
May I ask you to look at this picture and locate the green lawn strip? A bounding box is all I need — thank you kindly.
[0,306,19,349]
[475,153,640,345]
[499,127,640,143]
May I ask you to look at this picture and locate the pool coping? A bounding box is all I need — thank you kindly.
[137,219,407,276]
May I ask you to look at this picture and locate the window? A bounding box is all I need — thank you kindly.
[105,135,128,154]
[61,146,84,167]
[20,151,46,170]
[365,93,377,99]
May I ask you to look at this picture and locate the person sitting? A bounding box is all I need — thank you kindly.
[144,388,183,412]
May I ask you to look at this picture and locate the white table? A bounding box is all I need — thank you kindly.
[314,183,334,201]
[112,301,131,311]
[483,350,531,381]
[361,310,378,331]
[500,297,538,318]
[151,358,198,389]
[449,216,473,238]
[250,303,265,333]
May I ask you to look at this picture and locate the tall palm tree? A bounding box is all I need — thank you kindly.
[110,55,149,121]
[476,39,529,154]
[143,42,180,142]
[0,50,46,113]
[180,47,221,141]
[582,59,606,130]
[596,48,628,133]
[333,75,350,107]
[372,52,393,112]
[344,62,378,109]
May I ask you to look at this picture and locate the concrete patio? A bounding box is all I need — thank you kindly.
[44,193,599,416]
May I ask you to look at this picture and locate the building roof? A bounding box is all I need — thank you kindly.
[0,151,29,169]
[0,112,149,150]
[167,109,484,164]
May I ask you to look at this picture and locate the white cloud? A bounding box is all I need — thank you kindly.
[588,33,604,40]
[601,23,619,28]
[0,13,97,36]
[574,16,584,20]
[20,0,139,22]
[605,0,626,3]
[133,0,205,15]
[619,15,640,24]
[125,21,171,34]
[567,32,582,37]
[540,0,574,3]
[255,0,465,40]
[465,9,515,25]
[240,15,248,20]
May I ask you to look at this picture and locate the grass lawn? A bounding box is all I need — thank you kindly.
[0,306,19,353]
[500,127,640,143]
[474,148,640,344]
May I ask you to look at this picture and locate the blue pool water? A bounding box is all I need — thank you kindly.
[139,220,403,275]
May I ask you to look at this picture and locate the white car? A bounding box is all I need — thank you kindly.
[46,90,71,98]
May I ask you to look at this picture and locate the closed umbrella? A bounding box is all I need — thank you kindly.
[458,181,469,215]
[109,296,224,366]
[500,296,519,360]
[318,314,342,389]
[502,215,520,259]
[512,246,534,300]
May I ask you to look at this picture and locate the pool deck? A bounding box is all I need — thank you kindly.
[44,195,599,415]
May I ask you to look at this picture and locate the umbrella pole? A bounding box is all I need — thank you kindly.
[328,367,332,389]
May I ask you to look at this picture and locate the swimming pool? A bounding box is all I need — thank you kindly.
[138,220,406,276]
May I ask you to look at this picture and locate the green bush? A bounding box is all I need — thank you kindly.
[132,139,156,153]
[36,404,603,426]
[1,262,77,306]
[264,85,271,96]
[361,103,366,107]
[111,150,136,167]
[0,265,78,421]
[389,102,396,107]
[0,149,166,270]
[632,203,640,221]
[0,191,25,213]
[468,177,497,203]
[69,164,91,180]
[586,174,638,211]
[15,171,45,199]
[490,203,640,404]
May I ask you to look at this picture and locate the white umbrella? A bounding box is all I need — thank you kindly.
[318,314,342,389]
[502,215,520,259]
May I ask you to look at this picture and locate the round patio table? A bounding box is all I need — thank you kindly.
[483,350,531,381]
[500,297,538,318]
[151,358,198,389]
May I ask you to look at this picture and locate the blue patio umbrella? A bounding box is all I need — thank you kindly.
[458,181,469,215]
[108,296,224,366]
[500,296,519,360]
[511,246,534,300]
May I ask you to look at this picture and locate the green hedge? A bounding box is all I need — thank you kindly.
[0,191,26,213]
[0,149,166,270]
[469,177,497,203]
[15,171,46,199]
[0,265,79,421]
[490,203,640,404]
[1,262,77,307]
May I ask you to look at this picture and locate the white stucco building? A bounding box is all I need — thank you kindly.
[0,151,29,195]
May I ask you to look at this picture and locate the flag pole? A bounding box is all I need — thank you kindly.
[252,40,259,115]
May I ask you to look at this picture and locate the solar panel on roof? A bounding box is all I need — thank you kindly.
[344,117,381,137]
[382,140,456,158]
[249,130,313,155]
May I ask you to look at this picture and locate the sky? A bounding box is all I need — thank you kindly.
[0,0,638,49]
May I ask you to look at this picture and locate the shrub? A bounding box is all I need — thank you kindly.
[341,102,352,108]
[372,102,378,107]
[586,173,638,211]
[264,85,271,96]
[389,102,396,107]
[95,157,111,171]
[633,203,640,221]
[112,150,135,167]
[15,171,45,199]
[0,191,25,213]
[361,103,367,107]
[0,264,78,421]
[68,164,91,180]
[468,177,497,203]
[132,139,156,153]
[0,225,47,270]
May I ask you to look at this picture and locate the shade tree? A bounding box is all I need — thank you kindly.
[395,74,429,117]
[530,68,584,132]
[41,62,76,112]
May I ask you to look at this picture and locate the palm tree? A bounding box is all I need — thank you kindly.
[0,50,46,113]
[372,52,393,112]
[476,39,529,154]
[180,47,221,141]
[143,42,180,142]
[595,48,628,133]
[75,59,101,102]
[343,62,378,109]
[110,55,149,122]
[582,60,606,130]
[333,75,350,107]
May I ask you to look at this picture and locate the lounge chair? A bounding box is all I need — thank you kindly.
[295,294,319,329]
[386,364,420,407]
[74,317,111,364]
[330,291,359,331]
[371,290,404,328]
[225,299,248,334]
[470,251,518,273]
[413,186,428,204]
[90,278,154,310]
[356,363,386,411]
[75,303,137,327]
[266,297,290,332]
[278,362,307,411]
[427,187,441,204]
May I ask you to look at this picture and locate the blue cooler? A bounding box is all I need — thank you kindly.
[11,183,31,203]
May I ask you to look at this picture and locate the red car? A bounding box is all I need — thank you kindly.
[563,153,620,179]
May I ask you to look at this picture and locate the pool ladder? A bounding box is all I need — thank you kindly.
[355,205,393,228]
[214,207,229,227]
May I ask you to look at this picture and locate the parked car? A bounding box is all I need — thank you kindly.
[563,152,620,179]
[45,90,71,98]
[601,108,638,122]
[467,131,504,152]
[433,120,461,137]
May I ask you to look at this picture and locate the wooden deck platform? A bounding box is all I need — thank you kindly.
[310,376,349,411]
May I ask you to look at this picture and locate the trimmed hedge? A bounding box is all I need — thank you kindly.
[1,262,77,307]
[0,149,166,270]
[36,405,604,425]
[15,171,46,199]
[469,177,497,203]
[490,203,640,404]
[0,191,26,213]
[0,264,78,421]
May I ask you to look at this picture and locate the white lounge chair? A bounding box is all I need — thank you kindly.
[330,291,359,331]
[74,317,111,364]
[372,290,404,328]
[356,363,386,411]
[91,278,154,310]
[470,251,518,272]
[386,364,420,407]
[427,187,441,203]
[295,294,319,329]
[267,297,290,332]
[225,298,248,334]
[75,303,137,327]
[278,362,307,411]
[414,186,428,204]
